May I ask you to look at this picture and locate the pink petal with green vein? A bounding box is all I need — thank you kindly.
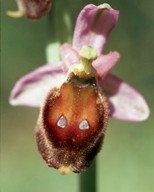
[99,73,150,121]
[10,63,65,107]
[73,4,119,55]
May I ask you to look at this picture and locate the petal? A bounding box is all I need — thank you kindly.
[10,63,65,107]
[99,74,150,121]
[72,3,119,55]
[92,51,120,78]
[7,0,51,19]
[60,43,80,72]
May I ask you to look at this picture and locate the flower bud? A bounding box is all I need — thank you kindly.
[7,0,51,19]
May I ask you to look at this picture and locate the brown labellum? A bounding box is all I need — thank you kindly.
[35,74,109,174]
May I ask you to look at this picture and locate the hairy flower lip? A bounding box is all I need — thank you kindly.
[35,73,109,173]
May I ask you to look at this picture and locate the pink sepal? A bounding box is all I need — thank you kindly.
[73,4,119,55]
[9,63,65,107]
[99,73,150,121]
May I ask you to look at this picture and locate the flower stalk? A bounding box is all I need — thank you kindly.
[49,0,72,43]
[80,161,96,192]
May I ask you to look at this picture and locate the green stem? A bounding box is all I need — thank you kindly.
[48,0,72,43]
[79,161,97,192]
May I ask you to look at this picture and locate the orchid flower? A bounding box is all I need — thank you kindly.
[7,0,51,19]
[10,4,150,175]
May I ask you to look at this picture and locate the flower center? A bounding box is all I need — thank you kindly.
[71,46,97,79]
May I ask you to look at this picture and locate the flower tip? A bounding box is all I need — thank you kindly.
[9,98,15,106]
[113,51,120,59]
[98,3,120,20]
[9,95,22,107]
[9,92,17,106]
[138,102,150,121]
[98,3,111,10]
[130,95,150,122]
[6,10,24,18]
[59,166,72,175]
[9,95,23,107]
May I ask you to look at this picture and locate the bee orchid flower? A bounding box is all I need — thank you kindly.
[10,4,150,175]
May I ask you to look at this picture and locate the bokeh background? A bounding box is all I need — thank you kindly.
[1,0,154,192]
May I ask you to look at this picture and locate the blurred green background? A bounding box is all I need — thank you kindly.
[1,0,154,192]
